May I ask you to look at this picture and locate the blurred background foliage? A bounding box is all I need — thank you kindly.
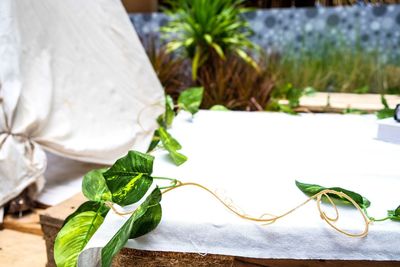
[139,0,400,111]
[159,0,400,8]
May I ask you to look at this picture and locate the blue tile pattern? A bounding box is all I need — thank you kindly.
[129,4,400,61]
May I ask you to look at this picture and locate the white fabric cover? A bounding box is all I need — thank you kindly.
[140,111,400,260]
[0,0,164,206]
[38,111,400,260]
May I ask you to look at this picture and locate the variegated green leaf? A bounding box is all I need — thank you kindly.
[103,151,154,206]
[178,87,204,115]
[54,206,106,267]
[82,169,111,202]
[101,188,162,267]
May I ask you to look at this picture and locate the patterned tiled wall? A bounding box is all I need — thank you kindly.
[129,4,400,61]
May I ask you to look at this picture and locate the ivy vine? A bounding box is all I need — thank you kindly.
[54,89,399,266]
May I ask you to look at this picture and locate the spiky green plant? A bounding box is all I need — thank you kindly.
[162,0,259,80]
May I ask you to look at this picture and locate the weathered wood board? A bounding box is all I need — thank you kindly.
[280,93,400,113]
[3,210,43,236]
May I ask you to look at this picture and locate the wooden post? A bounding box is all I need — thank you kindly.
[121,0,158,13]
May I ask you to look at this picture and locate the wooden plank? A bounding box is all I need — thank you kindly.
[279,93,400,113]
[0,229,47,267]
[121,0,158,13]
[3,210,43,236]
[40,193,85,228]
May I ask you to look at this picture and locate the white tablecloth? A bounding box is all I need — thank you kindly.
[40,111,400,260]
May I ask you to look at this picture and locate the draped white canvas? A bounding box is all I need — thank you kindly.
[0,0,164,206]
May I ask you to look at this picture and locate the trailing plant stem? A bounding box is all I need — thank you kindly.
[362,207,390,222]
[153,176,179,190]
[162,181,370,238]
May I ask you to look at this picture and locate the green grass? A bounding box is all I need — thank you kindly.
[266,37,400,95]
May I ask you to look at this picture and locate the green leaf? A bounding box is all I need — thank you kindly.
[101,188,162,267]
[158,127,181,150]
[388,205,400,221]
[157,95,175,129]
[278,104,297,115]
[103,151,154,206]
[381,94,390,109]
[377,94,395,119]
[62,201,109,227]
[376,108,394,119]
[204,34,212,44]
[286,86,302,108]
[54,206,106,267]
[210,105,229,111]
[165,95,175,128]
[211,43,225,60]
[82,169,112,202]
[166,149,188,166]
[166,41,184,53]
[129,203,162,239]
[147,130,160,153]
[178,87,204,115]
[235,48,259,71]
[295,180,371,208]
[303,86,316,97]
[158,127,187,166]
[192,46,201,81]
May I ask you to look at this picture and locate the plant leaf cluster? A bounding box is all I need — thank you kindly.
[54,151,163,267]
[162,0,259,80]
[149,87,204,165]
[266,84,316,114]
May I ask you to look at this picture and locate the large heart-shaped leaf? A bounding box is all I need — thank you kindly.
[178,87,204,115]
[295,180,371,208]
[82,169,112,202]
[158,127,187,166]
[101,188,162,267]
[62,201,109,227]
[129,203,162,239]
[54,204,107,267]
[103,151,154,206]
